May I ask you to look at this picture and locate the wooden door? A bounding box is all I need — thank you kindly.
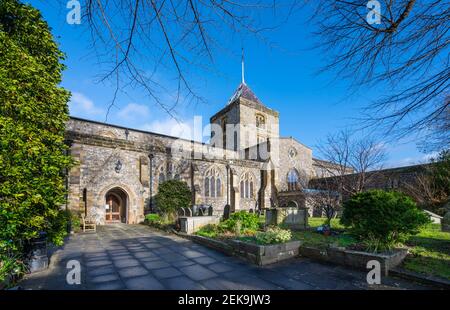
[106,194,121,222]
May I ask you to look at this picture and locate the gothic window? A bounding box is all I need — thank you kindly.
[287,169,300,191]
[204,167,222,198]
[256,114,266,129]
[167,163,174,179]
[240,172,255,199]
[216,178,221,197]
[158,162,180,185]
[204,177,210,197]
[158,166,165,184]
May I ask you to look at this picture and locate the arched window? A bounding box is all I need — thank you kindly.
[216,178,221,197]
[204,167,222,198]
[287,169,300,191]
[158,166,165,184]
[204,177,210,197]
[240,172,255,199]
[211,176,215,196]
[256,114,266,129]
[167,163,174,179]
[158,162,180,183]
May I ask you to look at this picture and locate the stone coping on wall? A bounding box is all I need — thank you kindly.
[298,245,408,276]
[179,216,220,235]
[175,232,301,266]
[389,267,450,289]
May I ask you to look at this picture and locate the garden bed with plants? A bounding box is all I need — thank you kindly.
[291,190,437,277]
[298,191,450,281]
[191,211,301,265]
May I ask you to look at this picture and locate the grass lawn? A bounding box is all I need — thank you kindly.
[402,223,450,280]
[305,218,450,280]
[292,217,356,249]
[291,230,356,249]
[307,217,345,230]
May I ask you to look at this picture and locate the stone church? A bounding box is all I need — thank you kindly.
[66,82,340,225]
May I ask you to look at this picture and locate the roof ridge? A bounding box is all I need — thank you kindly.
[228,83,263,105]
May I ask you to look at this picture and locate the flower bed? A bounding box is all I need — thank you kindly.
[179,233,301,266]
[184,211,301,265]
[299,245,408,276]
[298,217,450,281]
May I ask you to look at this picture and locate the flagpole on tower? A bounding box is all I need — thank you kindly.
[241,47,245,85]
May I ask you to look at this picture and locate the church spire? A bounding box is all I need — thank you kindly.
[241,48,246,85]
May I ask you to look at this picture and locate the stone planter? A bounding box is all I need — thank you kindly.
[179,216,220,234]
[229,239,301,266]
[178,233,301,266]
[299,245,408,276]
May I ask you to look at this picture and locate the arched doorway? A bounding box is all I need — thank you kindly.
[105,188,128,223]
[287,200,299,208]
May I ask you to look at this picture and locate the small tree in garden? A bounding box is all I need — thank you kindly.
[341,190,430,253]
[155,180,192,220]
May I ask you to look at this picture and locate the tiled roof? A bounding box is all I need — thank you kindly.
[228,83,263,105]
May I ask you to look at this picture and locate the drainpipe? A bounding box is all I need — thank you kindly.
[64,139,73,211]
[148,153,154,213]
[226,164,230,205]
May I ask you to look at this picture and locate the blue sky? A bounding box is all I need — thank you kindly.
[27,1,435,167]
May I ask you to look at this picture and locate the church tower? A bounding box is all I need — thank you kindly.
[210,52,279,154]
[209,79,280,210]
[209,76,279,155]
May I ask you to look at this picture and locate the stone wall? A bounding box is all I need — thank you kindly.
[66,117,275,224]
[277,137,313,192]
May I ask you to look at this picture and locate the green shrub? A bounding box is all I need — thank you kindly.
[0,0,72,285]
[341,190,430,252]
[69,211,81,233]
[155,180,192,219]
[196,224,219,238]
[256,227,292,245]
[0,252,27,286]
[223,211,260,234]
[145,213,162,226]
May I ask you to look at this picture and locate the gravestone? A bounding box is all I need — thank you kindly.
[265,207,308,230]
[223,204,231,220]
[442,211,450,232]
[178,208,186,217]
[192,205,199,216]
[208,206,213,216]
[186,208,192,217]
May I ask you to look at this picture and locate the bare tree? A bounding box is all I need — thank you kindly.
[402,150,450,214]
[306,182,341,227]
[62,0,301,121]
[305,1,449,150]
[314,130,387,197]
[418,97,450,153]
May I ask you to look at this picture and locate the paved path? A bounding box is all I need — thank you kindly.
[20,224,430,290]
